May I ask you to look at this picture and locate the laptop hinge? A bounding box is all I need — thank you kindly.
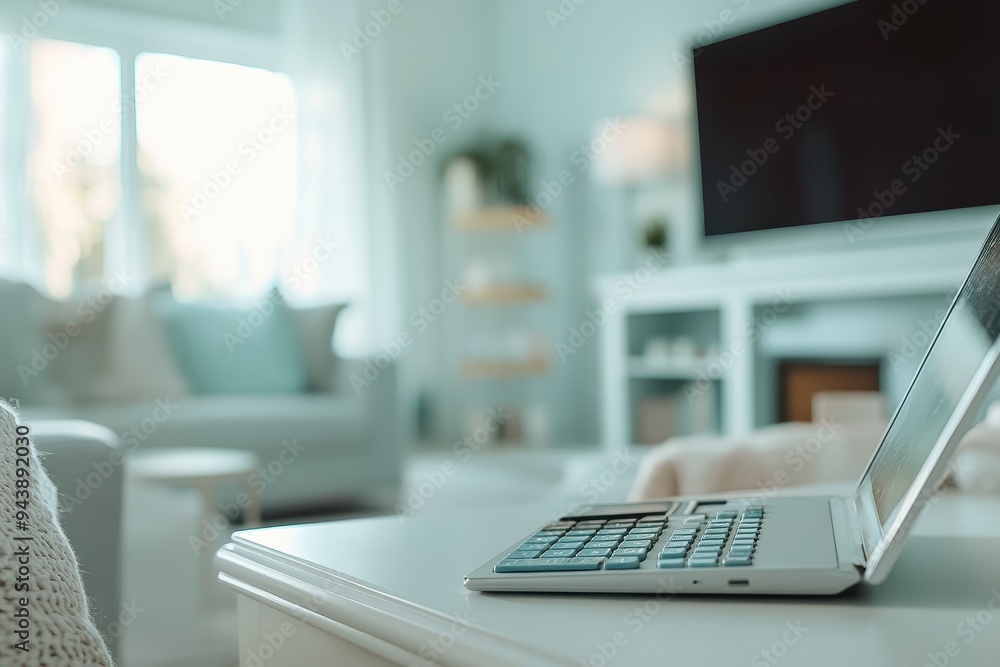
[830,496,867,568]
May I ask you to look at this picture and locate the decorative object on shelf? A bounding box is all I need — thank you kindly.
[492,139,533,205]
[642,215,669,251]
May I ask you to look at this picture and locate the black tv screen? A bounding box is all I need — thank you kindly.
[694,0,1000,238]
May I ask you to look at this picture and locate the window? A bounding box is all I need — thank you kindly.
[136,53,298,299]
[28,39,121,297]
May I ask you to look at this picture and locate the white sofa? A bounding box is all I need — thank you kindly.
[30,419,123,662]
[2,279,404,512]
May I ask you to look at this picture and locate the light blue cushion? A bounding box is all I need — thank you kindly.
[155,290,309,394]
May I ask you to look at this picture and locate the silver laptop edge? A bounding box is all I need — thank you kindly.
[854,221,1000,584]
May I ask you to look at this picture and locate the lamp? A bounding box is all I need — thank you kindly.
[594,117,688,186]
[592,116,689,269]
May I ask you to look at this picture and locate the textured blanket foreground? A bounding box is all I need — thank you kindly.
[0,403,113,666]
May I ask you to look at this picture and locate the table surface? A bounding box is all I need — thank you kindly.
[219,490,1000,667]
[129,447,259,480]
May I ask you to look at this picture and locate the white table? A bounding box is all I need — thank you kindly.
[217,492,1000,667]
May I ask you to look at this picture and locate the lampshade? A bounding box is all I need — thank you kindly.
[593,116,688,186]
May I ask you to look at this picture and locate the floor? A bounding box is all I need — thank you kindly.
[116,445,640,667]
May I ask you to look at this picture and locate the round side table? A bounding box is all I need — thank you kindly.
[128,447,261,603]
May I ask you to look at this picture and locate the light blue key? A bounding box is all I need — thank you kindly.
[543,548,578,558]
[578,547,613,558]
[494,557,605,573]
[688,557,718,567]
[619,539,653,550]
[658,558,686,568]
[723,555,752,566]
[554,540,588,549]
[587,540,620,550]
[605,556,641,570]
[508,550,542,559]
[524,536,558,545]
[659,547,688,559]
[614,547,647,558]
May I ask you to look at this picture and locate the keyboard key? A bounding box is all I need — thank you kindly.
[659,547,688,559]
[619,540,653,550]
[671,528,698,536]
[697,539,725,547]
[542,548,579,558]
[494,557,605,573]
[554,541,588,551]
[524,536,558,545]
[629,527,661,535]
[723,555,753,567]
[657,558,686,568]
[578,548,613,558]
[508,550,542,559]
[587,540,620,550]
[682,514,707,522]
[688,557,718,567]
[565,530,598,537]
[715,510,738,519]
[596,528,630,536]
[614,547,647,559]
[605,556,641,570]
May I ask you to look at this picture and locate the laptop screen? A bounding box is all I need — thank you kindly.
[866,224,1000,527]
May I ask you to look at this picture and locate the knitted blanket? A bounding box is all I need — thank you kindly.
[0,403,113,666]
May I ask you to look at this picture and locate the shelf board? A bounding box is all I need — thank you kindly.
[461,356,550,379]
[462,285,549,305]
[454,206,548,232]
[627,356,721,380]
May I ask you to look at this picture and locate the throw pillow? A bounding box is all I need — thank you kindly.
[88,289,191,403]
[154,290,309,394]
[0,403,114,666]
[286,302,346,392]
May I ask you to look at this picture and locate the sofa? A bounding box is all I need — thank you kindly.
[0,279,404,512]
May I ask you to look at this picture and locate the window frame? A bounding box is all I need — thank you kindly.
[12,3,287,295]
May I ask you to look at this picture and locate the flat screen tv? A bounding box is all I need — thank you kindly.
[694,0,1000,239]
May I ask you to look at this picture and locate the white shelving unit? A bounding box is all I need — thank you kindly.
[593,235,983,451]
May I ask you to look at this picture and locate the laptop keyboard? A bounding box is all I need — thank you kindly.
[494,506,764,573]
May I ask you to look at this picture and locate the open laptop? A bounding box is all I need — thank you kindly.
[466,218,1000,595]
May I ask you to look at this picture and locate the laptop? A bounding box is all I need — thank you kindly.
[465,218,1000,595]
